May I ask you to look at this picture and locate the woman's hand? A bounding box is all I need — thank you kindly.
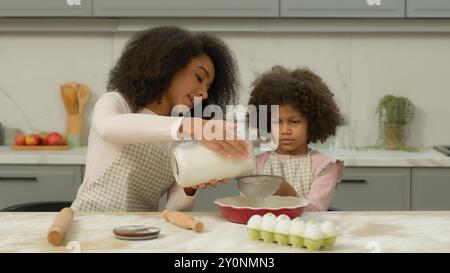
[192,178,230,189]
[273,180,297,197]
[179,117,250,160]
[183,179,229,196]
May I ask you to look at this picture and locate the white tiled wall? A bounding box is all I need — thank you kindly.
[1,31,449,148]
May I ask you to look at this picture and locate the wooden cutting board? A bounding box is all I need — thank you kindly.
[10,145,70,151]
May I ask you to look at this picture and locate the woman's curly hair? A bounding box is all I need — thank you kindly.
[248,66,344,143]
[108,26,238,113]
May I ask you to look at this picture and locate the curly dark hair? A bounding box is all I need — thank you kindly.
[107,26,238,113]
[248,66,344,144]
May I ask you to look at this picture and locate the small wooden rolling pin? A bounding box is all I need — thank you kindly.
[47,208,74,246]
[161,210,204,233]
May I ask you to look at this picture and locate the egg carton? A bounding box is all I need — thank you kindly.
[246,213,339,251]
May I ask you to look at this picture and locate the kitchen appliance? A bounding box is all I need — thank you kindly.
[214,196,309,224]
[434,145,450,156]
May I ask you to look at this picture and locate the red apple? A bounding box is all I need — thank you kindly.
[39,132,48,145]
[46,132,64,146]
[61,134,67,145]
[25,134,41,146]
[15,134,26,146]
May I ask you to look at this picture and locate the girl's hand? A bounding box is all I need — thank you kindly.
[273,180,297,197]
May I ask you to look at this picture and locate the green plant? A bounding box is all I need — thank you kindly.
[376,95,415,150]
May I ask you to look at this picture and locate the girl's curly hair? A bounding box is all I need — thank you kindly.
[108,26,238,113]
[248,66,344,143]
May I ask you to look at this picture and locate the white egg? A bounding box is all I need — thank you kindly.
[247,215,262,230]
[275,219,291,235]
[304,222,325,240]
[306,219,318,226]
[263,213,276,220]
[320,221,337,237]
[276,214,290,221]
[289,218,305,237]
[261,216,277,232]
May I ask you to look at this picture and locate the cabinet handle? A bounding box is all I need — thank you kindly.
[66,0,81,6]
[341,179,367,183]
[0,176,38,182]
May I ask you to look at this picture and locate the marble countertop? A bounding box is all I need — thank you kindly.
[1,145,449,167]
[0,146,87,165]
[1,211,450,253]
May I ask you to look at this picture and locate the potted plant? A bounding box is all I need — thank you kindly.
[376,95,415,150]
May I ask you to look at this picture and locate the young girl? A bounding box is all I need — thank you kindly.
[248,66,345,211]
[71,26,248,212]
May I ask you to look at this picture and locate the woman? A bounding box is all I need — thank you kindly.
[71,26,248,212]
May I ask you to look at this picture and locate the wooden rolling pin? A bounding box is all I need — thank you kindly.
[47,208,74,246]
[161,210,204,233]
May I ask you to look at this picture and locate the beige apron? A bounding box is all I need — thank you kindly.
[71,142,174,212]
[260,151,313,198]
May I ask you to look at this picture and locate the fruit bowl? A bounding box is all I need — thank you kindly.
[214,196,309,224]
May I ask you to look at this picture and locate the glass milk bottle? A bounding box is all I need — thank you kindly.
[171,141,255,188]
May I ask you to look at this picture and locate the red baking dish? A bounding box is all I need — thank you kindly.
[214,196,309,224]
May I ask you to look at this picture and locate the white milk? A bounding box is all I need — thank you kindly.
[171,141,255,188]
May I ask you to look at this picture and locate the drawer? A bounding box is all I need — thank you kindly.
[0,165,82,210]
[93,0,279,18]
[281,0,405,18]
[0,0,92,17]
[406,0,450,18]
[331,167,410,211]
[412,168,450,210]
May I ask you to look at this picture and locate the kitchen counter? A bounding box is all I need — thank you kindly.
[0,146,87,165]
[318,147,450,167]
[1,145,449,167]
[1,211,450,253]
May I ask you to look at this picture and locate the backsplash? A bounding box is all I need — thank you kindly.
[1,31,449,148]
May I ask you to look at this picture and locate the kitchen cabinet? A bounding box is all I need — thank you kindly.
[331,167,411,211]
[93,0,279,18]
[280,0,406,18]
[0,165,82,210]
[406,0,450,18]
[411,168,450,210]
[0,0,92,17]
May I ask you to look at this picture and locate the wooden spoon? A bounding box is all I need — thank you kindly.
[77,84,90,115]
[60,84,77,115]
[66,81,79,115]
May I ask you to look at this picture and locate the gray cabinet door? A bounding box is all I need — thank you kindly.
[0,165,82,210]
[281,0,405,18]
[0,0,92,17]
[412,168,450,210]
[93,0,279,18]
[331,167,411,211]
[406,0,450,18]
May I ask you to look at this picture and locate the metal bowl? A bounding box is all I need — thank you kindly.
[236,175,283,198]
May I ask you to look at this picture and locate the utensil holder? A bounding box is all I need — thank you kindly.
[67,114,82,147]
